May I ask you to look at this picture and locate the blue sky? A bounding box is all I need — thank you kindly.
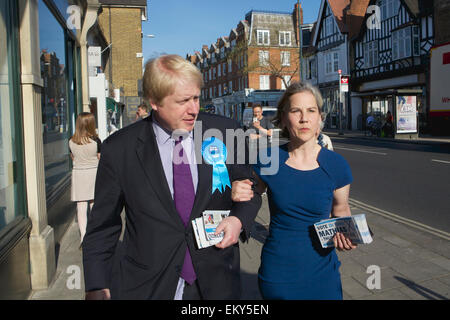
[142,0,322,62]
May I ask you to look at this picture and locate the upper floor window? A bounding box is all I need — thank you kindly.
[281,51,290,66]
[324,16,336,36]
[257,30,270,45]
[325,51,339,74]
[380,0,399,20]
[279,31,291,46]
[259,50,269,66]
[364,41,379,68]
[392,26,420,60]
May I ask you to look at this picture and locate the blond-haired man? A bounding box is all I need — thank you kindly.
[83,55,261,300]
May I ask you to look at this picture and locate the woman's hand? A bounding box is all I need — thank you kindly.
[231,179,254,202]
[333,232,357,251]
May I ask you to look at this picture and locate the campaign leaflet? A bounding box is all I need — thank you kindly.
[192,210,230,249]
[314,214,373,248]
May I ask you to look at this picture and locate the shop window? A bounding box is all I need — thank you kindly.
[0,0,27,231]
[39,1,71,204]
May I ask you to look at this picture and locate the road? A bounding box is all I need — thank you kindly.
[330,136,450,233]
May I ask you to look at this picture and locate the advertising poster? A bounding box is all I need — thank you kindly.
[396,96,417,133]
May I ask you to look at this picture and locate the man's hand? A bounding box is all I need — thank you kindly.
[231,179,254,202]
[214,216,243,249]
[85,288,111,300]
[253,120,261,129]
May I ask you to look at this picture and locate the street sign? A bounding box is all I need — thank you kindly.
[340,75,349,92]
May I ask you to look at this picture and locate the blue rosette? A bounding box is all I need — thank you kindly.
[202,137,231,194]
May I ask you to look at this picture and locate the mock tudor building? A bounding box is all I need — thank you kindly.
[350,0,434,137]
[311,0,353,130]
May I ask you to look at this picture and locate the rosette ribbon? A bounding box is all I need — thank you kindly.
[202,137,231,194]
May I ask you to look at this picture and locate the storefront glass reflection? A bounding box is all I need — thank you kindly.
[0,0,26,231]
[39,1,71,203]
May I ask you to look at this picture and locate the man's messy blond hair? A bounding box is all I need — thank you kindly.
[143,54,203,105]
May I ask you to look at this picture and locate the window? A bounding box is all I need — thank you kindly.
[218,84,222,96]
[229,80,233,93]
[218,64,221,77]
[259,50,269,66]
[223,62,226,75]
[39,0,73,202]
[228,59,232,73]
[259,75,270,90]
[257,30,270,45]
[392,26,420,60]
[281,51,290,66]
[380,0,399,20]
[325,51,339,74]
[364,41,379,68]
[325,16,336,36]
[281,75,291,90]
[279,31,291,46]
[0,0,27,231]
[306,58,317,79]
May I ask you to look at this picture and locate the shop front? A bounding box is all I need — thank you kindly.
[352,88,423,139]
[0,0,85,299]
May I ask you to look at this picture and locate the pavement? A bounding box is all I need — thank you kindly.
[29,132,450,300]
[30,192,450,300]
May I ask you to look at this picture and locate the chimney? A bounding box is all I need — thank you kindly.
[293,2,304,46]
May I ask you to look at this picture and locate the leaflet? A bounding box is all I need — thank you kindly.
[314,214,373,248]
[192,210,230,249]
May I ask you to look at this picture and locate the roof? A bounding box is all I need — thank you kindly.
[327,0,351,34]
[346,0,371,40]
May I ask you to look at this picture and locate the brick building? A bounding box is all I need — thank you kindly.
[187,3,304,123]
[97,0,147,124]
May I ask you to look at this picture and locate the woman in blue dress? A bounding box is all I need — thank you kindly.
[232,82,356,299]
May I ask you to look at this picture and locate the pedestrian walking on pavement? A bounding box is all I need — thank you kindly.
[82,54,261,300]
[232,81,356,300]
[69,112,101,245]
[317,117,333,151]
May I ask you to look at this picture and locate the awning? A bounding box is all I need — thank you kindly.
[106,97,117,112]
[351,89,423,97]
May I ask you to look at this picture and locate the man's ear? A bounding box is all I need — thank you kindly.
[148,99,159,112]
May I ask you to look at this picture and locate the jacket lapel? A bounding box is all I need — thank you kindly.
[135,116,184,229]
[190,117,213,221]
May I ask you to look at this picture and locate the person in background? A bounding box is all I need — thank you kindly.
[231,82,356,300]
[69,112,101,246]
[135,103,150,121]
[249,105,274,141]
[317,118,333,151]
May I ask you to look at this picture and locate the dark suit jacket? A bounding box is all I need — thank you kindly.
[82,112,261,299]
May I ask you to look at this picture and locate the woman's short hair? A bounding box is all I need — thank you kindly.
[142,54,203,105]
[273,81,324,138]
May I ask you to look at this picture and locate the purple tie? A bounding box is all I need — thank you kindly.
[173,137,196,284]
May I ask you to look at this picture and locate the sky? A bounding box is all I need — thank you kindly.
[142,0,322,62]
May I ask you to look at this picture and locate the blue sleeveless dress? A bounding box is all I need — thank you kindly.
[253,145,353,300]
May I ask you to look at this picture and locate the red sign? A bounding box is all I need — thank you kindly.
[341,76,349,84]
[443,52,450,65]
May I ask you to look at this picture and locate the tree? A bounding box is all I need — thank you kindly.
[228,40,301,89]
